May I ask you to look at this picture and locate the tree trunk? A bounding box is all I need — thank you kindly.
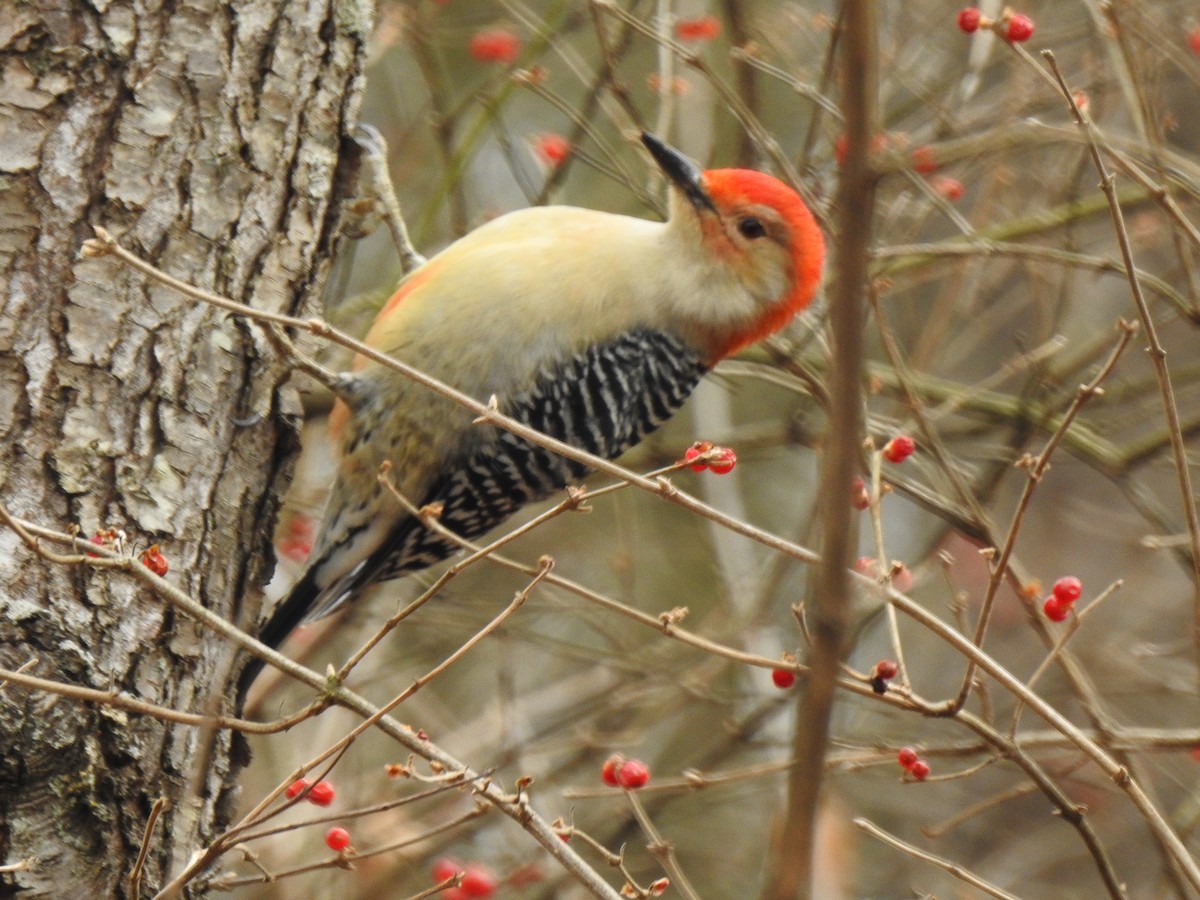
[0,0,368,895]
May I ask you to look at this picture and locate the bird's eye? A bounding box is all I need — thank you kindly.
[737,216,767,240]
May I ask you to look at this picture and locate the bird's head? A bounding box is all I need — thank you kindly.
[641,132,825,360]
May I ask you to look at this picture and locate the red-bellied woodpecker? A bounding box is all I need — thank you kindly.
[242,133,824,694]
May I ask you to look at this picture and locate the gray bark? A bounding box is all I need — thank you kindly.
[0,0,369,894]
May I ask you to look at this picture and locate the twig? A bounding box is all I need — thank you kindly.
[354,124,426,275]
[128,797,167,898]
[211,806,488,889]
[854,817,1021,900]
[625,790,701,900]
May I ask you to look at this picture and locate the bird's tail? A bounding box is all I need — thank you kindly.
[235,564,329,707]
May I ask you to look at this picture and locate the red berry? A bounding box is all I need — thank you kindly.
[771,668,796,689]
[908,759,931,780]
[1005,13,1034,42]
[851,476,871,510]
[285,778,310,800]
[601,754,624,787]
[432,857,462,883]
[141,544,169,576]
[874,659,898,681]
[616,758,650,789]
[1052,576,1082,604]
[325,826,351,852]
[897,747,919,769]
[1043,595,1070,622]
[957,7,982,33]
[469,27,521,63]
[882,435,916,463]
[307,780,335,806]
[86,534,106,558]
[708,446,737,474]
[1190,27,1200,56]
[534,132,570,166]
[932,176,964,201]
[675,15,722,42]
[684,441,711,472]
[911,145,938,174]
[461,864,497,897]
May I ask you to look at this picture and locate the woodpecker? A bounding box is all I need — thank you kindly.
[242,133,824,694]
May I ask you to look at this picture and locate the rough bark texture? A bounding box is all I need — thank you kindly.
[0,0,369,895]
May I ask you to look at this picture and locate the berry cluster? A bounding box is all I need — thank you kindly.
[285,778,336,806]
[683,440,737,474]
[1043,576,1082,622]
[601,754,651,789]
[432,858,498,898]
[897,746,931,781]
[957,7,1035,43]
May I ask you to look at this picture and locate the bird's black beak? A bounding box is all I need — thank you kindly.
[641,132,718,214]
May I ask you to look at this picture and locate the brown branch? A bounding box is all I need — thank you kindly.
[765,4,874,898]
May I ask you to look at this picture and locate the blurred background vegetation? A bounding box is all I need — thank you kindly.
[236,1,1200,896]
